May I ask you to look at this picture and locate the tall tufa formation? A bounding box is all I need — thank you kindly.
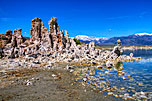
[1,17,100,59]
[0,34,7,48]
[0,31,12,48]
[5,30,13,43]
[48,17,59,50]
[48,17,59,34]
[11,29,24,47]
[30,18,43,42]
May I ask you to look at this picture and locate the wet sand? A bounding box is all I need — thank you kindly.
[0,66,120,101]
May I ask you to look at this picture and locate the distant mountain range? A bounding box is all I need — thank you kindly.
[75,35,108,44]
[75,33,152,45]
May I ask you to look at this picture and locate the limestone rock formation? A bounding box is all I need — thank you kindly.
[11,29,24,47]
[5,30,12,43]
[30,18,43,42]
[48,17,59,50]
[0,34,7,48]
[0,29,26,58]
[112,39,123,57]
[48,17,59,34]
[0,17,124,61]
[0,30,13,48]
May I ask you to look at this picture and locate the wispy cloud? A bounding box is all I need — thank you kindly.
[0,18,13,22]
[105,16,131,20]
[0,8,10,22]
[0,18,8,21]
[0,8,6,16]
[106,11,150,20]
[139,12,148,18]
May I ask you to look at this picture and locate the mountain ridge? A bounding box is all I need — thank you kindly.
[75,33,152,45]
[75,35,108,44]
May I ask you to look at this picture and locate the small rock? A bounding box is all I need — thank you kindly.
[83,78,87,82]
[106,60,113,68]
[26,81,33,86]
[52,74,56,77]
[92,61,96,65]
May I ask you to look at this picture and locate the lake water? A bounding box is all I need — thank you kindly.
[77,49,152,100]
[123,49,152,59]
[123,49,152,92]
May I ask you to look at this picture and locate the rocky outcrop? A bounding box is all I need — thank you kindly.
[29,17,70,53]
[0,30,13,48]
[11,29,25,47]
[48,17,59,50]
[48,17,59,34]
[30,18,43,42]
[5,30,12,43]
[0,29,26,58]
[112,39,123,57]
[0,17,123,61]
[0,34,6,48]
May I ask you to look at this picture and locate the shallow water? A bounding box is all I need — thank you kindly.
[123,49,152,59]
[77,49,152,100]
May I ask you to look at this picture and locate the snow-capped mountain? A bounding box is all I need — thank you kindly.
[74,32,152,45]
[104,33,152,45]
[75,33,152,45]
[75,35,108,44]
[135,33,152,36]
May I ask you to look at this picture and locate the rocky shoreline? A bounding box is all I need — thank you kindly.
[0,61,124,101]
[0,55,142,101]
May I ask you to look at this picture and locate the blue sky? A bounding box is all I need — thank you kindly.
[0,0,152,38]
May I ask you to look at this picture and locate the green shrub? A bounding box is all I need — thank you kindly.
[73,38,80,45]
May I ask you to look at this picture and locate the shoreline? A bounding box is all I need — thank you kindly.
[123,45,152,50]
[96,45,152,50]
[0,55,141,101]
[0,59,121,101]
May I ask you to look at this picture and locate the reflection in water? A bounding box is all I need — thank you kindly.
[114,61,124,77]
[114,61,123,71]
[76,60,152,100]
